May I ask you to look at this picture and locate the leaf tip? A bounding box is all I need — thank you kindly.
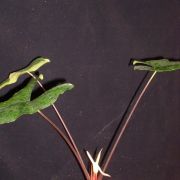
[133,60,141,65]
[43,58,50,63]
[67,83,74,90]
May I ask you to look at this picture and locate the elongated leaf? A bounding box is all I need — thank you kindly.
[0,78,36,109]
[0,57,50,90]
[30,83,74,112]
[133,59,180,72]
[0,80,74,124]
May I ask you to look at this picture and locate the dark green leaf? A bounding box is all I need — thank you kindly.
[30,83,74,113]
[0,79,74,124]
[0,79,36,110]
[133,59,180,72]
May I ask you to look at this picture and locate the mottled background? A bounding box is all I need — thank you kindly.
[0,0,179,179]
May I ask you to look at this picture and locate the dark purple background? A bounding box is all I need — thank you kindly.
[0,0,179,179]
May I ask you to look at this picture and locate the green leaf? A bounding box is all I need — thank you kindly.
[133,59,180,72]
[0,57,50,90]
[0,79,74,124]
[0,78,36,110]
[30,83,74,112]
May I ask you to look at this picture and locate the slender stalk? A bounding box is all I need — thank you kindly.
[38,110,75,153]
[28,72,90,179]
[38,110,90,180]
[52,104,89,179]
[28,73,77,149]
[28,73,78,150]
[99,71,157,180]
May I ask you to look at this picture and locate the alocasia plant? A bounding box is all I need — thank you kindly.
[0,57,179,180]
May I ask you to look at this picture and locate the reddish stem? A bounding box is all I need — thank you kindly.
[98,71,157,180]
[38,110,90,179]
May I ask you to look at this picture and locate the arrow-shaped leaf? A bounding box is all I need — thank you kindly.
[0,79,74,124]
[0,57,50,90]
[133,59,180,72]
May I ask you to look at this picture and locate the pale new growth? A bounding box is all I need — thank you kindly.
[86,149,111,177]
